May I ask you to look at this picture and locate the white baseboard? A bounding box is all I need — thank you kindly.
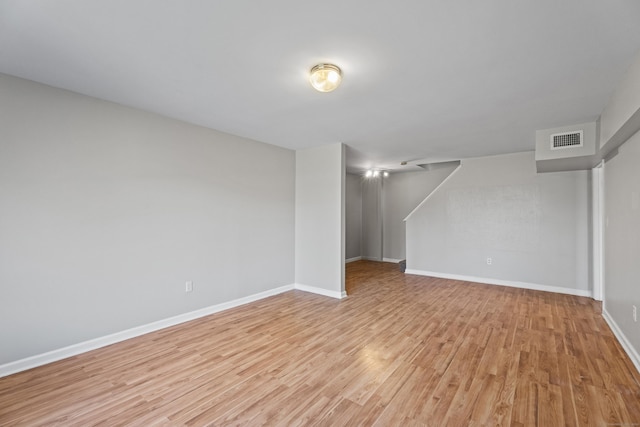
[294,283,347,299]
[404,269,592,298]
[359,257,403,264]
[602,309,640,375]
[345,256,362,263]
[0,284,295,378]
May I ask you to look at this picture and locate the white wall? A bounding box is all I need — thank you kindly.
[406,151,590,294]
[295,143,345,298]
[345,173,362,260]
[604,130,640,359]
[0,74,295,365]
[382,167,458,261]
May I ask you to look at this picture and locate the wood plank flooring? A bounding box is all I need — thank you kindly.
[1,260,639,426]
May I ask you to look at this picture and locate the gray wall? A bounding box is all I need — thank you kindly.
[382,168,458,261]
[406,151,590,291]
[0,74,295,365]
[600,54,640,149]
[345,173,362,260]
[604,130,640,354]
[356,167,459,262]
[361,177,383,260]
[600,49,640,364]
[295,143,345,295]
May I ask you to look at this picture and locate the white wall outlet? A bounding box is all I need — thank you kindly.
[185,281,193,293]
[633,305,637,322]
[486,257,492,265]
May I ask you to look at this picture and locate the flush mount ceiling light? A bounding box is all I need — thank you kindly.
[309,64,342,93]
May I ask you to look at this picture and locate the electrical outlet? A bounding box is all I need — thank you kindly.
[633,305,637,322]
[486,257,492,265]
[185,281,193,293]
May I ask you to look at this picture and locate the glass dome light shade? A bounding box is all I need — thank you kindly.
[309,64,342,92]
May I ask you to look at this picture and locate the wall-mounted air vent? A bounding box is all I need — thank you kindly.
[536,122,596,172]
[550,130,583,150]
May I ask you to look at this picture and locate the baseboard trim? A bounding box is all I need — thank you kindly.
[345,256,362,263]
[404,269,592,298]
[360,257,403,264]
[294,283,347,299]
[602,309,640,375]
[0,284,296,378]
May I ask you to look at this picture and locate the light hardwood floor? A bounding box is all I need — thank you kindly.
[1,260,639,426]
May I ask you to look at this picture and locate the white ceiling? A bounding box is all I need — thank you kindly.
[1,1,640,172]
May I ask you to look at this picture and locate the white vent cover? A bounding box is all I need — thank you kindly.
[550,130,583,150]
